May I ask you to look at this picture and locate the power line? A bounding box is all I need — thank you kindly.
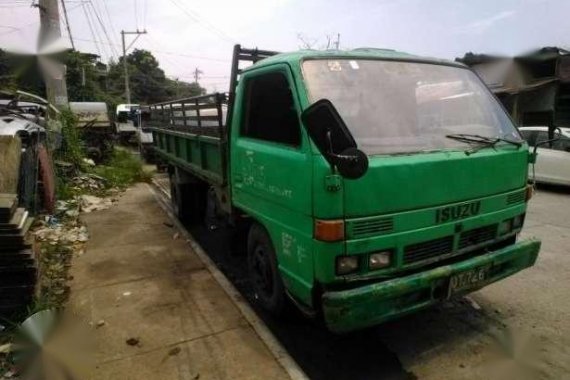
[87,0,118,58]
[86,2,111,60]
[145,34,188,72]
[99,0,118,38]
[82,1,102,59]
[133,0,138,29]
[143,0,147,29]
[166,0,234,44]
[0,3,83,36]
[60,0,75,49]
[69,35,230,62]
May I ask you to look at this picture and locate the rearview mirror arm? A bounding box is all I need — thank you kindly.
[324,129,359,164]
[533,127,563,156]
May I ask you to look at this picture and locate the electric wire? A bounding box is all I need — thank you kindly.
[85,1,111,61]
[133,0,138,29]
[166,0,235,44]
[60,0,75,49]
[142,0,148,29]
[0,3,83,36]
[69,36,230,62]
[99,0,118,44]
[81,1,103,59]
[88,0,118,58]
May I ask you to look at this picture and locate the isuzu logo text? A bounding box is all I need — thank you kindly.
[435,201,481,223]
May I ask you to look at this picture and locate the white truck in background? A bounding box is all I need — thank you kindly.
[137,106,154,161]
[115,103,139,143]
[69,101,114,162]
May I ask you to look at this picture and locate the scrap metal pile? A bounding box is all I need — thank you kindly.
[0,195,35,318]
[0,92,55,318]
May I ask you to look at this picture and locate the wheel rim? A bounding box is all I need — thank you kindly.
[251,245,274,299]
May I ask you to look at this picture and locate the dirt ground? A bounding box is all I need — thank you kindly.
[68,184,290,380]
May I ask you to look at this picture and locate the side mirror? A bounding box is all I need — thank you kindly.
[533,127,562,156]
[301,99,368,179]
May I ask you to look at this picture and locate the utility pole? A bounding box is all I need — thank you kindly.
[193,67,203,84]
[121,29,147,104]
[335,33,340,50]
[36,0,69,108]
[60,0,75,50]
[37,0,61,50]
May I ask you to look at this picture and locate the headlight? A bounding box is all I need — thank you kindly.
[499,219,513,235]
[369,251,392,270]
[512,214,524,229]
[336,256,359,275]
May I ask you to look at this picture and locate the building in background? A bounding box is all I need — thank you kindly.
[457,47,570,134]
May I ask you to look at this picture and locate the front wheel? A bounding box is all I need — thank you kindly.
[247,224,287,315]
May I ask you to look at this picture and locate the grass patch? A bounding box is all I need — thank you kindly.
[91,149,152,189]
[53,107,152,200]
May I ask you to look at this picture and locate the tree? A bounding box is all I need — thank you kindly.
[105,49,205,104]
[0,50,45,95]
[0,48,204,107]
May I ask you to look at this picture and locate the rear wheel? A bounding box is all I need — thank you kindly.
[169,172,187,222]
[169,170,206,224]
[247,224,287,315]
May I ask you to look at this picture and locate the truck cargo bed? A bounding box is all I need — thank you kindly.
[148,93,228,185]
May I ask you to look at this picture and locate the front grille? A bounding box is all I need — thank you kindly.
[507,190,525,205]
[404,236,454,264]
[350,217,394,238]
[459,224,497,249]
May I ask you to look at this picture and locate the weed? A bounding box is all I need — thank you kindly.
[55,109,86,169]
[90,149,151,189]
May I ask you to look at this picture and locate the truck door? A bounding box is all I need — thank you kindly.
[230,64,314,304]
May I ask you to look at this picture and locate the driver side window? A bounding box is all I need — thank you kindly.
[240,71,301,147]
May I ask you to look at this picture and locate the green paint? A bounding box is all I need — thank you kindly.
[322,239,540,333]
[151,48,541,330]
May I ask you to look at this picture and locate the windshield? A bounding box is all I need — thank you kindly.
[302,59,521,155]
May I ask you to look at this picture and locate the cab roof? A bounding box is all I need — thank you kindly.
[243,48,465,72]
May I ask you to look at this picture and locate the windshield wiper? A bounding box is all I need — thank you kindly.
[445,133,522,155]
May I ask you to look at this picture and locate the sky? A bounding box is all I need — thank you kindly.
[1,0,569,93]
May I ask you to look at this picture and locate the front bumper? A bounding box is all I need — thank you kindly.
[322,239,540,333]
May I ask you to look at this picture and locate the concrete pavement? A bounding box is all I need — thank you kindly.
[379,187,570,379]
[69,183,290,380]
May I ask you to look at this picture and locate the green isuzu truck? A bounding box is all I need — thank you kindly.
[148,45,541,333]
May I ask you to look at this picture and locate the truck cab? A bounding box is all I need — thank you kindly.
[115,103,140,143]
[149,46,541,333]
[69,102,114,162]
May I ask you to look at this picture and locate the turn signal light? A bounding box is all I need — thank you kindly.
[314,219,345,242]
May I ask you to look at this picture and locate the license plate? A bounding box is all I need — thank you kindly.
[448,265,491,296]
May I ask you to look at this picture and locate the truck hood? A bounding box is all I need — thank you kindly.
[343,147,529,217]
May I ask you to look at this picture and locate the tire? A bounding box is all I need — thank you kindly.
[170,172,188,222]
[169,171,206,224]
[247,224,287,315]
